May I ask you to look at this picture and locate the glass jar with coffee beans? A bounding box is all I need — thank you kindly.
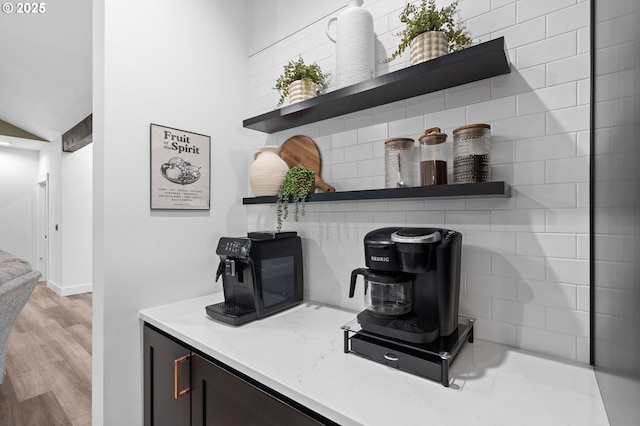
[453,123,491,183]
[419,127,448,186]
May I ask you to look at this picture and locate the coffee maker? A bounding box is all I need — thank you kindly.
[343,227,474,386]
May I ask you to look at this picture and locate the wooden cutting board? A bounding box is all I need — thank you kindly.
[280,135,335,192]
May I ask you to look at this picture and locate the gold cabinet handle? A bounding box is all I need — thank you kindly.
[174,354,191,399]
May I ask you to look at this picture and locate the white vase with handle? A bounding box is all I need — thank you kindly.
[326,0,375,89]
[249,146,289,196]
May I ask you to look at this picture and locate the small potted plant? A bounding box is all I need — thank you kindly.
[276,166,315,232]
[385,0,472,65]
[274,57,330,107]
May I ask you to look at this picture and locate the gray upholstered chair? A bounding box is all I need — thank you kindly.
[0,249,40,383]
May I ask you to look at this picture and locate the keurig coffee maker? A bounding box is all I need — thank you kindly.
[343,227,474,386]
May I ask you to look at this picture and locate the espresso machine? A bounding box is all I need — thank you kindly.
[343,227,474,386]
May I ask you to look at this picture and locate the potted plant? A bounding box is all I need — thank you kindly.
[385,0,472,65]
[276,166,315,232]
[274,57,330,107]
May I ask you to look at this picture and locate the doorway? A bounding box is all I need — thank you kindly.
[37,173,49,282]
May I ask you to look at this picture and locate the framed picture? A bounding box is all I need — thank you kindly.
[150,123,211,210]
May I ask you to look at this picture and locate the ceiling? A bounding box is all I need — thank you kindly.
[0,0,92,151]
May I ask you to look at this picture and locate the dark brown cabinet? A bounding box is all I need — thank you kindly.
[143,324,335,426]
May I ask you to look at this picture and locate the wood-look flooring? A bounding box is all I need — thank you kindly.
[0,282,92,426]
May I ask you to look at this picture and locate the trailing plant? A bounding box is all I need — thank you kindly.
[274,57,330,107]
[276,166,315,232]
[385,0,472,63]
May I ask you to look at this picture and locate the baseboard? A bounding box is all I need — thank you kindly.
[47,280,93,296]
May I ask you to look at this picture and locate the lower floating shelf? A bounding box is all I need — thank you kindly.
[242,181,510,205]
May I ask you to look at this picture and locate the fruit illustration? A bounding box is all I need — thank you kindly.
[160,157,201,185]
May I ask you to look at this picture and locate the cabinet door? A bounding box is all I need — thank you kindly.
[191,353,325,426]
[144,324,191,426]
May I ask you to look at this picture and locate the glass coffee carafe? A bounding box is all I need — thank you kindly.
[349,268,412,317]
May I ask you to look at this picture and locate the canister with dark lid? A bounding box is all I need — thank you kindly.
[453,123,491,183]
[384,137,415,188]
[419,127,448,186]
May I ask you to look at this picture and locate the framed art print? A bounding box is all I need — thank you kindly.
[150,124,211,210]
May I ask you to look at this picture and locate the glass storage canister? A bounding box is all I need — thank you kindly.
[385,138,415,188]
[452,123,491,183]
[419,127,448,186]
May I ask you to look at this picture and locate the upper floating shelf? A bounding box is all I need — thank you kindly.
[243,37,510,134]
[242,181,511,205]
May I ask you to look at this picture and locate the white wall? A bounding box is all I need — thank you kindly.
[93,0,249,424]
[0,147,39,264]
[59,144,93,295]
[247,0,591,363]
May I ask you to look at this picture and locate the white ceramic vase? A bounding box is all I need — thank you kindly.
[326,0,375,88]
[287,80,317,105]
[410,31,449,65]
[249,146,289,196]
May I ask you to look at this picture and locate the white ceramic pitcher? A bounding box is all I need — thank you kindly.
[326,0,375,89]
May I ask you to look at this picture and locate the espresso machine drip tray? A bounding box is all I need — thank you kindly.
[341,316,474,387]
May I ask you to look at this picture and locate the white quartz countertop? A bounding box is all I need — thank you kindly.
[140,294,610,426]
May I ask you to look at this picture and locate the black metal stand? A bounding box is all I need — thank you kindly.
[342,316,475,387]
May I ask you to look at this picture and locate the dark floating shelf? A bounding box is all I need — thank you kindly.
[243,37,510,134]
[243,181,511,205]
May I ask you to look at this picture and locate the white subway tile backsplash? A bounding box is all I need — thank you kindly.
[332,129,358,149]
[491,209,546,232]
[517,326,577,360]
[459,0,491,20]
[407,91,446,118]
[460,293,493,318]
[547,54,590,86]
[407,211,445,227]
[493,298,546,328]
[468,274,518,300]
[475,318,517,347]
[517,279,577,309]
[517,83,577,116]
[546,105,590,135]
[576,234,589,259]
[517,0,576,22]
[492,254,546,280]
[464,231,516,254]
[546,208,589,233]
[516,32,577,69]
[358,123,388,143]
[492,65,547,98]
[516,233,577,258]
[546,307,590,337]
[446,210,492,231]
[247,0,591,364]
[373,100,407,124]
[467,3,517,37]
[577,285,590,311]
[388,116,425,139]
[493,17,545,49]
[515,184,576,209]
[546,157,589,183]
[344,143,373,162]
[547,2,590,37]
[467,96,516,123]
[490,140,516,164]
[516,133,577,162]
[546,258,589,285]
[445,80,492,109]
[424,106,468,131]
[492,113,546,140]
[512,161,545,185]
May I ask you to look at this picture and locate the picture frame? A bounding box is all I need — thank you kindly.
[150,123,211,210]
